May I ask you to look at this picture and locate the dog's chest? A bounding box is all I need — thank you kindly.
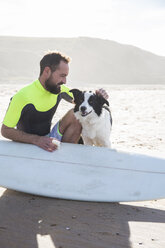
[81,117,103,139]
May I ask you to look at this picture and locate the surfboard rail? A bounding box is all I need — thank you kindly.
[0,140,165,202]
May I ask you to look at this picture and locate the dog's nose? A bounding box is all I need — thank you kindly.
[80,106,86,112]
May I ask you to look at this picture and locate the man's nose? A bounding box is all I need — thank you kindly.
[80,106,86,112]
[63,77,66,84]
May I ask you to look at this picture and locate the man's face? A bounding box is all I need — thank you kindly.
[45,61,69,94]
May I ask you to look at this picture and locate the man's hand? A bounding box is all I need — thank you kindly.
[1,124,58,152]
[95,88,109,100]
[34,136,58,152]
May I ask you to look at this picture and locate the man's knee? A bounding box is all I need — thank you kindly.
[67,109,76,121]
[60,109,82,143]
[59,108,82,134]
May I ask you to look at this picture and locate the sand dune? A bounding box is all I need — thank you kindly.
[0,36,165,85]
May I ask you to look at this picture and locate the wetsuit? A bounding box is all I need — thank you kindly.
[3,79,73,136]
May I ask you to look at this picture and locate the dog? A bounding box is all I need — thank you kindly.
[70,89,112,148]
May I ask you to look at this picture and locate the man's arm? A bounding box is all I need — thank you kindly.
[1,124,57,152]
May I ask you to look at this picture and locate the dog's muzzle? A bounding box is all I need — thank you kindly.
[80,106,92,117]
[81,110,92,117]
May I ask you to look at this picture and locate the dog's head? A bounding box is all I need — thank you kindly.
[70,89,109,117]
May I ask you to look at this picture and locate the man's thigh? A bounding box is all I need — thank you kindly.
[58,109,77,134]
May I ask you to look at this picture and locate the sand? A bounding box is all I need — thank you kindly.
[0,83,165,248]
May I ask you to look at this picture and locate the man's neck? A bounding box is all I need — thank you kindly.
[38,77,46,90]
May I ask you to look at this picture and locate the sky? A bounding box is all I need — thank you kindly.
[0,0,165,56]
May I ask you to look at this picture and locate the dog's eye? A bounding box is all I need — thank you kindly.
[88,99,93,104]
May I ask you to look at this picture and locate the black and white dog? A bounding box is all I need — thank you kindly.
[70,89,112,148]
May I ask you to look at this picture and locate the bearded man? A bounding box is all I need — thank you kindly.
[1,52,108,152]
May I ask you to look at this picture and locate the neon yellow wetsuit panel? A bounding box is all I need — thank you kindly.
[3,79,73,135]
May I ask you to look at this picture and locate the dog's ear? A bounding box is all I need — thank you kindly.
[103,97,109,106]
[70,89,83,103]
[96,94,109,106]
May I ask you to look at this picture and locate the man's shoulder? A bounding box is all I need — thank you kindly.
[60,84,70,92]
[13,80,36,99]
[60,85,73,102]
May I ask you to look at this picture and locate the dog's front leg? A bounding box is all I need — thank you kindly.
[103,140,111,148]
[82,136,93,146]
[96,138,111,148]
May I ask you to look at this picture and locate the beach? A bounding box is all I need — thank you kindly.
[0,83,165,248]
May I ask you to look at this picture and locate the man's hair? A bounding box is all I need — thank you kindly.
[40,51,70,76]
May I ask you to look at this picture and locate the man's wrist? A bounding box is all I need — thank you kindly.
[31,135,40,145]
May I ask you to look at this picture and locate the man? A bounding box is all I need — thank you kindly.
[1,52,108,152]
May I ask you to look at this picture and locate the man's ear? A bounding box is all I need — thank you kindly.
[70,89,83,103]
[43,66,51,78]
[96,94,109,106]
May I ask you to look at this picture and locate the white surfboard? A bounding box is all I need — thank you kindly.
[0,140,165,202]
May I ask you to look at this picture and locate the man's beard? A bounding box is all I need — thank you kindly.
[45,78,63,94]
